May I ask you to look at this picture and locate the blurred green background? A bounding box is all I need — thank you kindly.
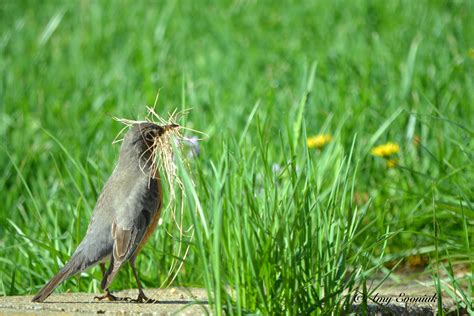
[1,0,473,313]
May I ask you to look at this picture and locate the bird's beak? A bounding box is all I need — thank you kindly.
[154,124,179,137]
[163,124,179,132]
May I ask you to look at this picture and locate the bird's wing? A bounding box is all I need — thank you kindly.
[101,177,159,290]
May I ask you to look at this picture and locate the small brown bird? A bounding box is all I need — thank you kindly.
[32,122,173,303]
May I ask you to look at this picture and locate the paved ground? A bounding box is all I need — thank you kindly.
[0,288,208,315]
[0,282,465,315]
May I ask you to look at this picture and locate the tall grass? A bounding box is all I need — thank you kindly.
[174,121,390,314]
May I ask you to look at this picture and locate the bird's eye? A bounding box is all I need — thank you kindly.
[145,131,155,142]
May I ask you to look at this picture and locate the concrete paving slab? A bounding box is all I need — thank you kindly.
[0,287,208,315]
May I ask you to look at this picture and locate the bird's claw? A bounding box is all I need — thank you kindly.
[94,292,132,302]
[131,292,157,303]
[94,292,118,301]
[94,290,155,303]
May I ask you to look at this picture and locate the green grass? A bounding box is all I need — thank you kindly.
[1,0,473,314]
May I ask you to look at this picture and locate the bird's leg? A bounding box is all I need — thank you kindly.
[130,256,156,303]
[94,263,130,302]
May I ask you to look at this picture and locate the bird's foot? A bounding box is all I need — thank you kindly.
[131,291,157,303]
[94,291,131,302]
[94,292,117,301]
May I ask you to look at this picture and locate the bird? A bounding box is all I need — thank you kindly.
[32,122,174,303]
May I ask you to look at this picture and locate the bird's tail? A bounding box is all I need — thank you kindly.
[32,251,89,303]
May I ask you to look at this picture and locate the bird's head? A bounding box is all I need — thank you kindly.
[119,122,179,174]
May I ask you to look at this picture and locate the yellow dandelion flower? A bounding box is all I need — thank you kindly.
[371,142,400,157]
[307,134,333,149]
[386,158,399,168]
